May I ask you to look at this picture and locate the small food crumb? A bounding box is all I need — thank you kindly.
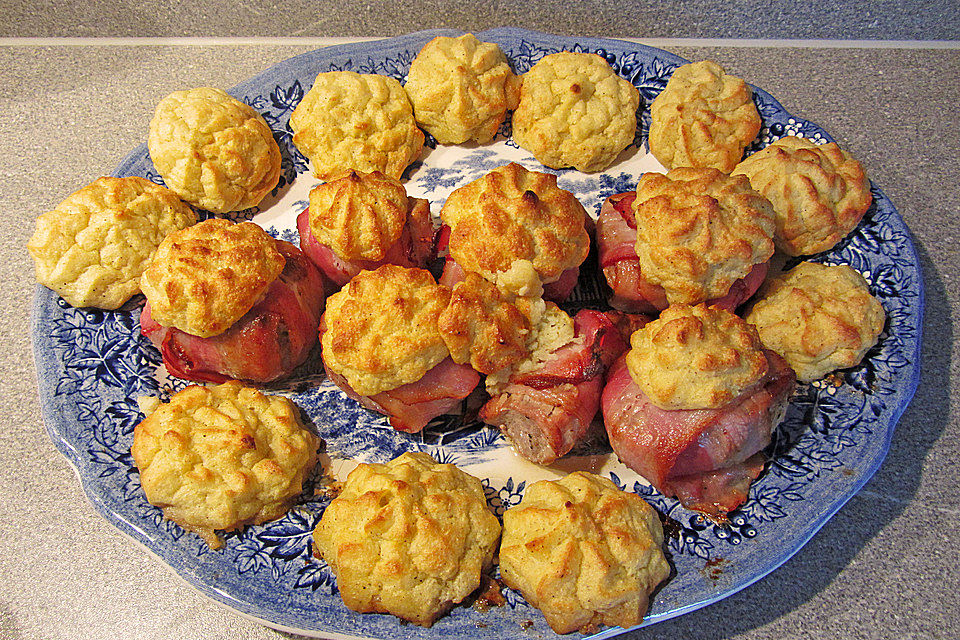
[314,478,343,501]
[824,372,846,387]
[136,395,161,415]
[471,575,506,613]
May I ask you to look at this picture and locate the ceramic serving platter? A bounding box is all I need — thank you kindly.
[33,27,923,640]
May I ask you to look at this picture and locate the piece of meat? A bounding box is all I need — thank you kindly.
[596,192,663,313]
[438,253,467,290]
[140,241,325,383]
[318,313,479,433]
[602,309,654,344]
[323,354,480,433]
[481,380,603,463]
[541,265,581,302]
[480,309,628,464]
[596,191,768,313]
[404,198,441,267]
[602,349,795,518]
[296,200,438,290]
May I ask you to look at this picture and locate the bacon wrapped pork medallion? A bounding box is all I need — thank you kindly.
[433,267,646,464]
[320,265,480,433]
[474,284,640,464]
[438,162,590,303]
[596,168,775,314]
[602,304,795,518]
[140,219,325,383]
[296,170,438,290]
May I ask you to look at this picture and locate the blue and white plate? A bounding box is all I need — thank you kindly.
[33,28,923,640]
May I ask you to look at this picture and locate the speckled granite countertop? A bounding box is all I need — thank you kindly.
[3,12,959,640]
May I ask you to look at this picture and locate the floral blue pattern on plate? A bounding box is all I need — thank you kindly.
[32,27,922,640]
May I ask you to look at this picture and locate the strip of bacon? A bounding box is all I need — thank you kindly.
[602,350,795,518]
[542,265,581,302]
[597,192,666,313]
[141,241,325,383]
[323,354,480,433]
[666,455,767,517]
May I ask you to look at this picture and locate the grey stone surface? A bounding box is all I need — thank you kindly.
[1,0,959,40]
[3,40,958,640]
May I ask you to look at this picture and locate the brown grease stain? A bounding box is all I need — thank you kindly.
[824,372,845,388]
[701,556,729,581]
[660,513,685,540]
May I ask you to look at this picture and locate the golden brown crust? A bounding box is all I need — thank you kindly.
[307,170,409,261]
[140,219,285,338]
[649,60,761,172]
[321,265,452,396]
[28,176,196,309]
[405,33,520,144]
[312,451,501,627]
[499,472,669,635]
[512,52,640,172]
[633,168,775,305]
[745,261,885,381]
[131,381,319,549]
[289,71,424,180]
[437,272,532,374]
[147,87,281,213]
[626,304,769,410]
[440,162,589,282]
[732,136,872,256]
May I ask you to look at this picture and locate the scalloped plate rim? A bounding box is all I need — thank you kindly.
[32,27,923,640]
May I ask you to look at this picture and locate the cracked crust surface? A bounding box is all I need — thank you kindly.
[405,33,520,144]
[437,272,532,375]
[499,471,669,634]
[732,136,872,256]
[440,162,589,283]
[313,451,500,627]
[512,52,640,172]
[649,60,760,172]
[140,219,285,338]
[28,176,196,309]
[307,170,409,261]
[625,303,769,410]
[745,261,885,381]
[290,71,424,180]
[148,87,281,213]
[633,168,775,305]
[320,265,452,396]
[132,381,319,549]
